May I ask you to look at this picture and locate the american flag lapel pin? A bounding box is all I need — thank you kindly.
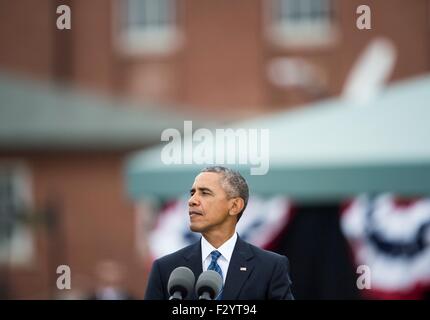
[240,267,247,271]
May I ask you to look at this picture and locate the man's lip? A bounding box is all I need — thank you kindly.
[189,211,202,216]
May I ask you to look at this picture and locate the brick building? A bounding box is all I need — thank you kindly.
[0,0,429,299]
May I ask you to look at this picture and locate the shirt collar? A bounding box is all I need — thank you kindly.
[201,232,238,263]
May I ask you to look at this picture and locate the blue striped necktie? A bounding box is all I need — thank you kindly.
[207,250,223,299]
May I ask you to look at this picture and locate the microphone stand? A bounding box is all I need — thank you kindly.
[198,292,213,300]
[169,291,183,300]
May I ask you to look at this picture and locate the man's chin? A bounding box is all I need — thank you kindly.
[189,223,204,233]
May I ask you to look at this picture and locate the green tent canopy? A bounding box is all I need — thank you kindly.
[0,73,205,150]
[126,75,430,202]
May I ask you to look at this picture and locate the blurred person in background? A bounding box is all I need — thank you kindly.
[87,259,135,300]
[55,274,91,300]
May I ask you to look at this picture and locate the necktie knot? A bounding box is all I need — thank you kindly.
[208,250,223,279]
[210,250,222,262]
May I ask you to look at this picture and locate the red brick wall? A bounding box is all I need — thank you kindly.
[1,152,148,299]
[180,0,266,113]
[266,0,430,107]
[0,0,429,113]
[0,0,54,80]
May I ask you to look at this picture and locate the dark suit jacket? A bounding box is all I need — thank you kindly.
[144,236,294,300]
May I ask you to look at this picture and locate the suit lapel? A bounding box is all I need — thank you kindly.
[222,237,255,300]
[183,239,203,300]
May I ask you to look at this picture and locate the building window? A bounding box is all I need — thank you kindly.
[117,0,181,55]
[0,164,33,266]
[267,0,338,47]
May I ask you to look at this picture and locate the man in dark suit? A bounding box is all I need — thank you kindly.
[144,166,294,300]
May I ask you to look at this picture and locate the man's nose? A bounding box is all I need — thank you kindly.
[188,194,199,207]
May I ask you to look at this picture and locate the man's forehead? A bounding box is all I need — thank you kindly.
[192,172,221,187]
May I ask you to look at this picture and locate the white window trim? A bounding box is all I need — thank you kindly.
[264,0,339,49]
[113,0,183,57]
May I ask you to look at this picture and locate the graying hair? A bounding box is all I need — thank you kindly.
[200,166,249,221]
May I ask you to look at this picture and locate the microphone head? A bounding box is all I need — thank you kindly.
[195,270,223,300]
[167,266,195,299]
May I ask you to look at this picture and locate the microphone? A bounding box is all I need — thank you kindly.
[195,270,223,300]
[167,266,195,300]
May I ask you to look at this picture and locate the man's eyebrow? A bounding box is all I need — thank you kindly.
[199,187,213,193]
[190,187,213,194]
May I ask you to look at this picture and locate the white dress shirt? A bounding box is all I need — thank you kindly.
[201,232,238,285]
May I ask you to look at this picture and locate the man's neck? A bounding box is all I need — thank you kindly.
[202,229,235,249]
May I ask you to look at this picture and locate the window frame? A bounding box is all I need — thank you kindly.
[0,162,34,267]
[114,0,183,56]
[265,0,339,49]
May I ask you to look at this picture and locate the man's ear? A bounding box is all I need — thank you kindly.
[229,197,245,217]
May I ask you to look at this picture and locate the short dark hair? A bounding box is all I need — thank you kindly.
[200,166,249,221]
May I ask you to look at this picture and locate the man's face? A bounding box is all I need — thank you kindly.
[188,172,232,233]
